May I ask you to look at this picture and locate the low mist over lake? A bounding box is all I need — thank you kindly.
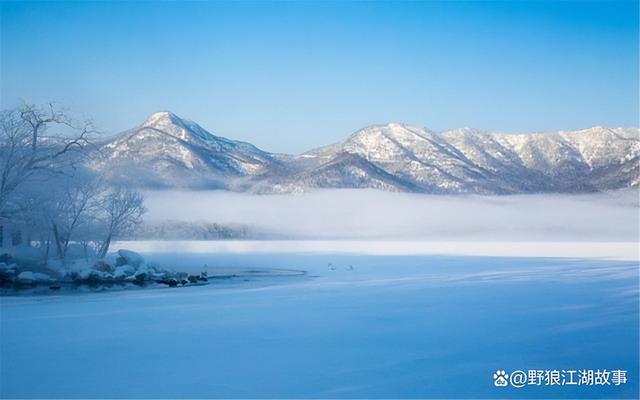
[144,189,639,241]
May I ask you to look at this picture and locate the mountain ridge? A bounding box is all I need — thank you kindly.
[90,112,640,194]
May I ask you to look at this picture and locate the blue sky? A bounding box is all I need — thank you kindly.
[1,1,638,153]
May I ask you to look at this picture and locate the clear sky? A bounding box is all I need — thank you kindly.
[1,1,638,153]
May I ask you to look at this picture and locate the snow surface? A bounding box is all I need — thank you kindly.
[1,245,638,398]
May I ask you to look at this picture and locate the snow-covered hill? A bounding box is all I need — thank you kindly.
[92,112,639,194]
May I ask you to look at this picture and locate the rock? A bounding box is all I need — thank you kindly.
[151,272,168,280]
[0,253,11,263]
[104,252,119,267]
[113,268,130,281]
[117,249,145,268]
[17,271,35,284]
[93,260,114,273]
[34,272,55,283]
[146,264,161,274]
[0,263,17,272]
[114,264,135,277]
[0,263,17,282]
[135,263,153,276]
[187,272,209,283]
[133,270,148,283]
[78,269,112,283]
[186,273,208,283]
[77,269,92,281]
[158,278,179,287]
[17,271,54,284]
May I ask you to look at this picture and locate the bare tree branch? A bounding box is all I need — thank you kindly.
[0,103,96,216]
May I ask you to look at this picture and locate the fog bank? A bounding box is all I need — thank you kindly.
[143,189,639,241]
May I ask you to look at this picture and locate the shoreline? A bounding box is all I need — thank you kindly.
[113,240,640,262]
[0,267,306,297]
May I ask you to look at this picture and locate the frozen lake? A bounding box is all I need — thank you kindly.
[1,242,638,398]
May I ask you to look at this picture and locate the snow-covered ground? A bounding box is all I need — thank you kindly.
[1,243,638,398]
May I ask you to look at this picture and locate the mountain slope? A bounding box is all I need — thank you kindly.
[250,152,423,194]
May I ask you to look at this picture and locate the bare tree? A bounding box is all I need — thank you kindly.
[0,104,94,216]
[1,104,147,265]
[96,187,146,258]
[49,170,104,260]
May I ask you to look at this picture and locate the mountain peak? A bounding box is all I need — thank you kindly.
[143,111,180,127]
[140,111,217,142]
[386,122,408,129]
[349,122,434,143]
[362,122,414,131]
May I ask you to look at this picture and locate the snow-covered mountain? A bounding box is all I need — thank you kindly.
[93,112,640,194]
[92,111,279,189]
